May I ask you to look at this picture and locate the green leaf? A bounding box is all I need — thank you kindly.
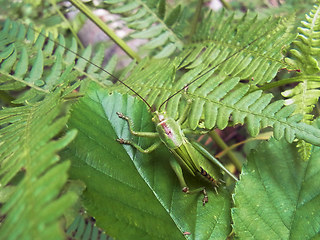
[66,214,113,240]
[26,48,43,83]
[0,19,111,96]
[285,2,320,74]
[165,5,181,27]
[182,12,296,85]
[142,31,170,49]
[157,0,166,19]
[154,42,176,58]
[110,58,320,146]
[110,1,140,13]
[65,84,232,240]
[0,90,78,240]
[232,138,320,239]
[106,0,184,57]
[131,24,164,38]
[280,2,320,159]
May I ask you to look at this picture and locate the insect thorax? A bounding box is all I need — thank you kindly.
[153,111,185,149]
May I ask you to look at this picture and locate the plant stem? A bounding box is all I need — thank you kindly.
[215,132,272,158]
[209,130,242,171]
[50,0,84,49]
[69,0,140,61]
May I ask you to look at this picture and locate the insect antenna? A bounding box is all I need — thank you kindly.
[158,33,269,111]
[26,25,153,111]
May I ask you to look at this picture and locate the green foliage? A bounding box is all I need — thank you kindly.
[0,0,79,38]
[108,13,320,146]
[232,137,320,239]
[1,1,320,239]
[0,88,77,239]
[66,215,113,240]
[182,11,295,85]
[104,0,184,57]
[0,19,114,102]
[232,0,315,15]
[284,2,320,120]
[63,85,232,239]
[282,2,320,159]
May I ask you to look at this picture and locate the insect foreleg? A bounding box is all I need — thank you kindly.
[116,112,159,138]
[116,112,161,153]
[117,139,162,153]
[169,158,208,205]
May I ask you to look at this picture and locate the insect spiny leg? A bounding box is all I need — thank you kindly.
[182,187,189,193]
[202,189,208,206]
[116,112,128,120]
[117,138,130,144]
[182,186,208,206]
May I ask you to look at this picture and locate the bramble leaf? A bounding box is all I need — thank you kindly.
[64,84,232,240]
[232,138,320,239]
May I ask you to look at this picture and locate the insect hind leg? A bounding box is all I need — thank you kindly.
[169,158,209,205]
[183,187,209,206]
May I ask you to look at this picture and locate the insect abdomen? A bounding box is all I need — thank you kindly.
[199,167,219,186]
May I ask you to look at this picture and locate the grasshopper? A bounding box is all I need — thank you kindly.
[112,31,270,204]
[115,75,239,206]
[27,23,263,205]
[113,48,264,205]
[116,106,234,205]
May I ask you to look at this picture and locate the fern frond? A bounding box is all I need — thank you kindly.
[110,57,320,146]
[0,19,113,102]
[254,1,314,20]
[282,2,320,121]
[296,139,313,160]
[0,0,83,45]
[282,79,320,123]
[66,215,113,240]
[104,0,184,58]
[0,87,77,239]
[173,75,320,146]
[180,11,296,85]
[282,2,320,159]
[286,3,320,74]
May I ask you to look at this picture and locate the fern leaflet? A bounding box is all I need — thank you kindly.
[104,0,184,58]
[0,87,77,239]
[180,11,296,85]
[0,19,114,103]
[282,1,320,159]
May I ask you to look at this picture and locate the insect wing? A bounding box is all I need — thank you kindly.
[188,142,222,182]
[170,140,200,176]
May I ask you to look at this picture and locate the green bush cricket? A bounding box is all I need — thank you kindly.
[113,32,271,204]
[28,24,266,205]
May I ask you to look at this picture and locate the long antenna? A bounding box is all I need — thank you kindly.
[26,24,267,113]
[26,25,153,111]
[158,34,267,111]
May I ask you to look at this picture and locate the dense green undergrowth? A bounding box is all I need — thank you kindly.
[0,0,320,239]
